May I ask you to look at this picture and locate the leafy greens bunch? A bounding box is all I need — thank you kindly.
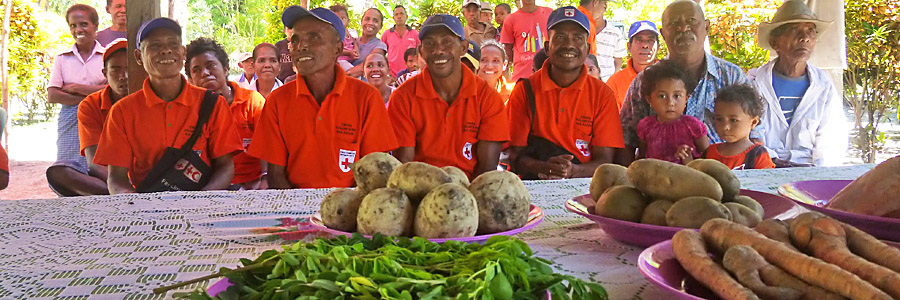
[171,234,607,300]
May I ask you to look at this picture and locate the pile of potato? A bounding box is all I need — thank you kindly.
[674,213,900,300]
[319,153,532,239]
[589,159,764,228]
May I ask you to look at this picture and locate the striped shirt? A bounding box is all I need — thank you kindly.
[595,24,627,82]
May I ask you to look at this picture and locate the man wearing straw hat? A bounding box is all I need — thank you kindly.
[749,0,847,167]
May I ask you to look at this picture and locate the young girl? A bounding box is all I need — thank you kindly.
[636,61,710,164]
[331,5,359,71]
[699,84,776,169]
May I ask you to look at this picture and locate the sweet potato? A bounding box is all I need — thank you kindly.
[841,223,900,273]
[826,156,900,217]
[755,219,798,251]
[627,159,723,201]
[723,245,843,300]
[672,230,759,300]
[722,245,802,300]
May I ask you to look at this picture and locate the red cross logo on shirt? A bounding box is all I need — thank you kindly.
[575,139,591,157]
[462,142,473,160]
[338,149,357,172]
[341,158,352,169]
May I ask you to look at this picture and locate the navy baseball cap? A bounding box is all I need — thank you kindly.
[419,14,465,41]
[546,6,590,33]
[282,6,346,41]
[136,18,181,48]
[628,20,659,39]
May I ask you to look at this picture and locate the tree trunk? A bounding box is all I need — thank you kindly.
[1,0,13,149]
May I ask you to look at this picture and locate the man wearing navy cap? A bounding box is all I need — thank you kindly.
[507,6,623,180]
[94,18,243,194]
[606,20,659,107]
[387,14,509,179]
[247,6,398,188]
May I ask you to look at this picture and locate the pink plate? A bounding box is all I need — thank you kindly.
[307,205,544,243]
[566,190,801,247]
[778,180,900,242]
[638,239,900,300]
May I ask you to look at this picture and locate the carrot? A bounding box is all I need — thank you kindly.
[755,219,799,251]
[672,230,760,300]
[841,222,900,273]
[789,213,900,299]
[723,245,844,300]
[700,218,891,300]
[722,245,802,300]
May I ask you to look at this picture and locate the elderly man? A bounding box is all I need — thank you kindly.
[749,0,847,166]
[508,7,623,180]
[618,0,760,165]
[94,18,243,194]
[606,20,659,108]
[388,14,509,179]
[248,6,397,189]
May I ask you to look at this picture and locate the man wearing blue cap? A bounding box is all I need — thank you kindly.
[607,20,659,107]
[94,18,244,194]
[248,6,398,189]
[387,14,509,179]
[507,6,623,180]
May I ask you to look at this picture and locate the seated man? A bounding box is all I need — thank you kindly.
[94,18,243,194]
[388,14,509,179]
[76,39,129,195]
[248,6,397,189]
[508,7,623,179]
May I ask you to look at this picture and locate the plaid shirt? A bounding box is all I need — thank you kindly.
[619,53,763,148]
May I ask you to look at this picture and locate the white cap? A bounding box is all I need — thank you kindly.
[462,0,480,9]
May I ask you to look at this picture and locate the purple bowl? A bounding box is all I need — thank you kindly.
[308,205,544,243]
[638,239,900,300]
[566,190,801,247]
[778,180,900,241]
[208,278,553,298]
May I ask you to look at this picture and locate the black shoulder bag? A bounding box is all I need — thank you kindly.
[515,78,581,180]
[137,90,217,193]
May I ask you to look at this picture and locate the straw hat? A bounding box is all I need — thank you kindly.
[756,0,832,51]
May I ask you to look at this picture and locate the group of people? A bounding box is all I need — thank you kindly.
[9,0,845,196]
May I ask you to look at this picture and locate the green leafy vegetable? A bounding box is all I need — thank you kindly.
[170,234,607,300]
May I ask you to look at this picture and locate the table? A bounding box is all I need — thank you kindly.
[0,164,874,300]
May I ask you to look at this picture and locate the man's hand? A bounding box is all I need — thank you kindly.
[537,154,574,180]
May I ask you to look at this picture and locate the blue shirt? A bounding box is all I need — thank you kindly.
[620,53,760,148]
[771,71,810,125]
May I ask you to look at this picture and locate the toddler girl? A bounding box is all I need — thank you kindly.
[699,84,775,169]
[636,61,709,164]
[331,5,359,71]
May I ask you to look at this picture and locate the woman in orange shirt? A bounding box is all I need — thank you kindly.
[477,40,514,105]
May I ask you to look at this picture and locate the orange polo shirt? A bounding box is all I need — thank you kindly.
[248,65,398,188]
[577,6,598,55]
[228,81,267,184]
[78,86,116,156]
[389,64,509,178]
[93,77,244,187]
[508,60,624,163]
[606,58,650,110]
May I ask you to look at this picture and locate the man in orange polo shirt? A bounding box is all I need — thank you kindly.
[576,0,603,55]
[94,18,243,194]
[248,6,397,189]
[186,37,268,190]
[606,20,659,109]
[67,38,128,196]
[389,14,508,179]
[508,7,623,180]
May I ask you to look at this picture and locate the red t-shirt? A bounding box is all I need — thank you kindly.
[500,6,552,81]
[703,143,775,170]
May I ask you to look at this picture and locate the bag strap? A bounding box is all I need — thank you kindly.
[743,144,765,169]
[177,89,218,153]
[517,78,536,139]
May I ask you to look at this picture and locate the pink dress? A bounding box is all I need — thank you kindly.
[637,115,707,163]
[338,36,355,61]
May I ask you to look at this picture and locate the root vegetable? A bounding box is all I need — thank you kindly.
[590,164,630,201]
[841,223,900,273]
[352,152,401,195]
[700,218,890,300]
[788,213,900,298]
[627,159,723,201]
[687,159,742,201]
[722,245,802,300]
[672,230,759,300]
[755,219,798,251]
[723,245,842,300]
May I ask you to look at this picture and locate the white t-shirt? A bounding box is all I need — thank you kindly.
[595,24,627,82]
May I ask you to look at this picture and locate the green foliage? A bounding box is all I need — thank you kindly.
[705,0,782,71]
[187,0,271,74]
[843,0,900,163]
[415,0,462,28]
[173,234,608,300]
[3,0,70,124]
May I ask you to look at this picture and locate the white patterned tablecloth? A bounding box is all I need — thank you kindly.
[0,164,874,300]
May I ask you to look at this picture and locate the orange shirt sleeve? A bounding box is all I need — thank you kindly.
[248,96,289,166]
[387,88,417,148]
[207,96,244,159]
[755,149,776,169]
[77,92,103,156]
[591,84,625,148]
[94,104,133,168]
[476,88,510,142]
[507,82,531,147]
[360,88,399,155]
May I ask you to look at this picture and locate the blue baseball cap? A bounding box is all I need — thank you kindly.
[546,6,591,33]
[628,20,660,40]
[136,18,181,48]
[419,14,465,41]
[281,6,346,41]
